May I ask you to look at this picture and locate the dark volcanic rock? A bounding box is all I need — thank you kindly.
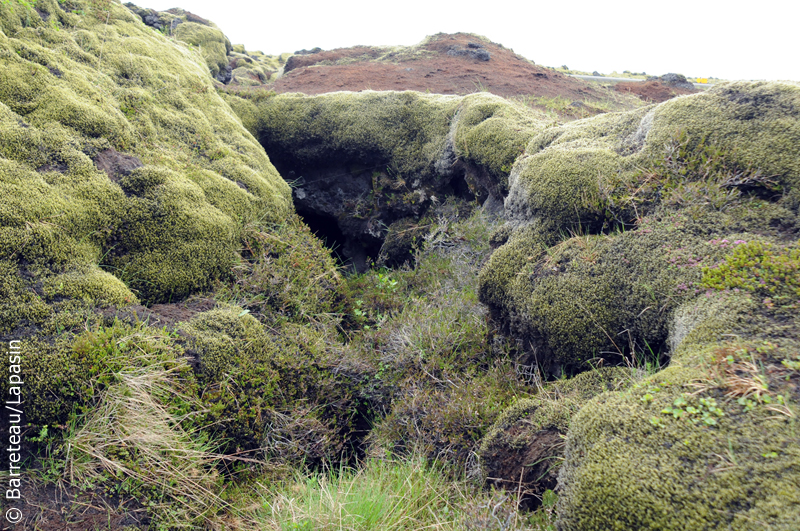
[124,3,162,29]
[294,47,323,55]
[282,163,442,273]
[93,148,143,183]
[216,64,232,83]
[647,72,695,91]
[376,218,428,268]
[446,44,491,61]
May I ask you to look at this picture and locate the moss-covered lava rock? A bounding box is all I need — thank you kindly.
[224,89,549,270]
[479,81,800,376]
[473,80,800,528]
[179,304,374,461]
[557,290,800,530]
[0,0,291,314]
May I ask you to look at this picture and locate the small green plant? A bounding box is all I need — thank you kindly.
[28,425,50,442]
[661,395,725,425]
[376,270,398,292]
[737,396,756,412]
[782,359,800,371]
[697,343,795,418]
[352,299,372,329]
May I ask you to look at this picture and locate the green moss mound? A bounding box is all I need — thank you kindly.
[474,83,800,526]
[179,305,371,460]
[248,90,460,176]
[642,82,800,194]
[503,81,800,234]
[0,0,291,309]
[173,20,231,78]
[558,295,800,529]
[480,81,800,375]
[479,212,759,374]
[1,318,192,427]
[453,92,548,194]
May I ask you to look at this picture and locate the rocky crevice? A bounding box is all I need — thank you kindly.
[271,156,481,272]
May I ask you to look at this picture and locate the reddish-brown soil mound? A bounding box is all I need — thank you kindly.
[270,33,612,103]
[614,80,697,103]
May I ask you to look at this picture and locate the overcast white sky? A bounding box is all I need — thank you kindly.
[139,0,799,81]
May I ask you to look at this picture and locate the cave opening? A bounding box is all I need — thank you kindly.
[297,208,382,273]
[448,174,477,202]
[297,208,348,261]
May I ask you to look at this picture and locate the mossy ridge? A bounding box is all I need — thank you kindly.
[641,81,800,193]
[4,317,242,528]
[125,3,287,86]
[4,302,374,486]
[172,19,231,78]
[234,89,549,199]
[0,0,291,305]
[483,367,637,444]
[225,89,549,270]
[248,90,460,177]
[503,104,654,233]
[504,146,630,233]
[503,81,800,236]
[452,92,550,194]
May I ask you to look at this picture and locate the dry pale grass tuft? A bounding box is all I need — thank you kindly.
[690,345,795,418]
[62,335,251,529]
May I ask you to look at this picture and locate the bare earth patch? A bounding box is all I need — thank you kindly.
[615,80,697,103]
[270,33,616,103]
